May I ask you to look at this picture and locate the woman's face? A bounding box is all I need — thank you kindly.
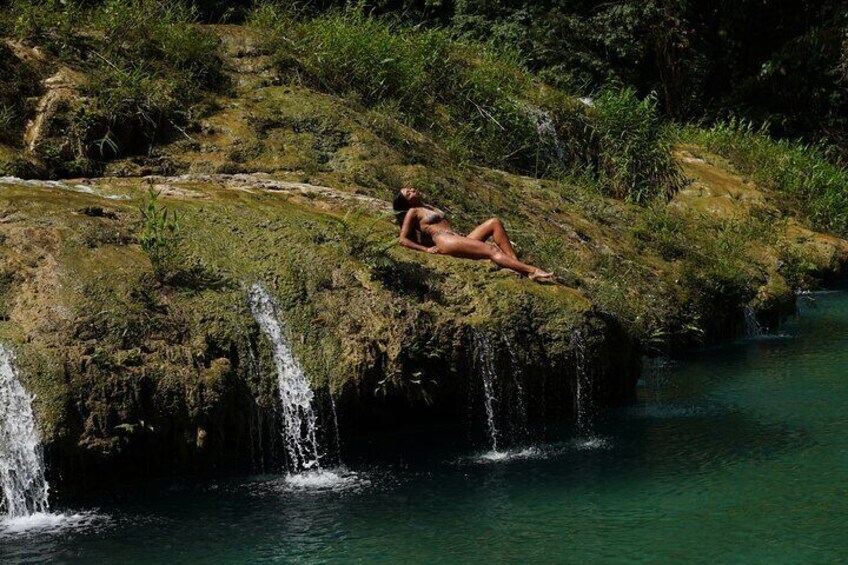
[401,187,421,206]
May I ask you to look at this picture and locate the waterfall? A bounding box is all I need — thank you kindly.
[571,329,593,437]
[248,284,322,473]
[525,106,566,165]
[473,333,501,453]
[505,342,529,445]
[743,305,763,337]
[0,345,50,518]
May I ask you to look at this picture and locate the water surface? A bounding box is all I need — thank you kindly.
[3,293,848,563]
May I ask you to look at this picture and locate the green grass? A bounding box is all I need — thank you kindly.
[680,119,848,236]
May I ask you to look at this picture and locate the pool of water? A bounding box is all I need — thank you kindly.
[4,292,848,563]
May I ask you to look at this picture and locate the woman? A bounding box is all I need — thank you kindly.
[393,187,555,281]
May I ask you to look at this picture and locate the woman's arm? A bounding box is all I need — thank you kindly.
[399,209,436,253]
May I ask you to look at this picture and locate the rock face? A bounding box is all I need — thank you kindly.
[0,174,640,491]
[0,26,846,494]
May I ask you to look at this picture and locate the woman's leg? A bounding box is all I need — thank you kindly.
[466,218,518,260]
[434,234,546,276]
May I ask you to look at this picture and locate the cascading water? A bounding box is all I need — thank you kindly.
[248,284,322,473]
[504,341,529,445]
[743,304,763,337]
[473,333,501,454]
[571,329,593,437]
[525,106,566,166]
[471,333,539,462]
[0,345,50,518]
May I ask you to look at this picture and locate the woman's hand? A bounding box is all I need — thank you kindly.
[426,246,440,254]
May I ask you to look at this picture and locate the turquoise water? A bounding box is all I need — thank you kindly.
[4,292,848,563]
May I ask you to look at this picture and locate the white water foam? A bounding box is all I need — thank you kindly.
[743,304,763,338]
[525,106,567,165]
[282,468,367,492]
[573,437,611,451]
[0,511,105,536]
[475,447,542,464]
[571,329,594,437]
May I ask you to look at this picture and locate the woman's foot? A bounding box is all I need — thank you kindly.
[529,269,555,283]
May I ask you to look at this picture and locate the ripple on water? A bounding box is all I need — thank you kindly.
[573,437,611,451]
[634,404,708,419]
[0,511,107,536]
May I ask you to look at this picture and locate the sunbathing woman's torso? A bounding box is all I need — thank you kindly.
[417,206,454,238]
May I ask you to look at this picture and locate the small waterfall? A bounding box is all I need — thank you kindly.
[743,305,763,337]
[0,345,50,518]
[571,329,594,437]
[525,106,566,165]
[504,342,529,444]
[248,284,322,472]
[472,333,536,461]
[328,391,342,461]
[473,333,501,453]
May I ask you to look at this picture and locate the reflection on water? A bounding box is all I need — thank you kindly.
[4,293,848,563]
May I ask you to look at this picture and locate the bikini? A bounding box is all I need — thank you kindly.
[421,208,456,238]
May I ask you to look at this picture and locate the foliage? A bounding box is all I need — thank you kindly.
[0,0,84,55]
[632,201,687,260]
[138,189,183,281]
[0,43,41,144]
[252,4,679,201]
[592,88,682,202]
[252,6,539,171]
[0,0,225,175]
[681,120,848,236]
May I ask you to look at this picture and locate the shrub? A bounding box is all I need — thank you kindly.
[0,0,83,55]
[138,189,183,282]
[592,88,682,203]
[681,119,848,236]
[94,0,225,89]
[632,201,687,259]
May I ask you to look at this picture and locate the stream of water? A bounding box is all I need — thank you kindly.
[248,284,323,473]
[3,292,848,563]
[0,345,49,520]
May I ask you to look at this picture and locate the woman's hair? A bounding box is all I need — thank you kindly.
[392,190,410,226]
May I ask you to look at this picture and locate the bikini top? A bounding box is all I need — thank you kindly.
[422,207,445,225]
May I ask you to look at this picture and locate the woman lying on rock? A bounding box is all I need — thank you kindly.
[393,186,555,282]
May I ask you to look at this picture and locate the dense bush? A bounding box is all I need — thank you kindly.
[681,120,848,236]
[592,89,681,203]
